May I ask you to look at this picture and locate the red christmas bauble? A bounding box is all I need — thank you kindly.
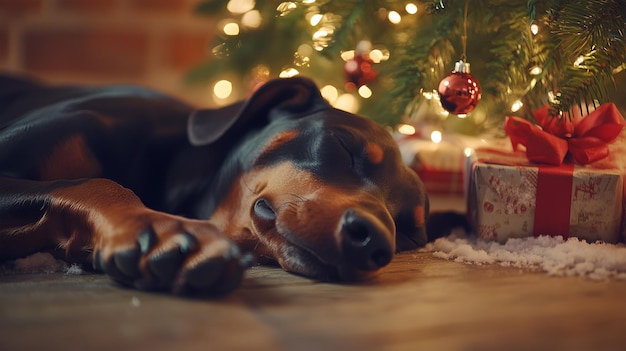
[437,61,481,115]
[344,54,377,89]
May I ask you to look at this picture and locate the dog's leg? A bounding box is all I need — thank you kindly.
[0,177,250,296]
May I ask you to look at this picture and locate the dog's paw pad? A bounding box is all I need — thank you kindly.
[177,258,224,292]
[174,245,253,296]
[147,233,199,286]
[112,247,141,279]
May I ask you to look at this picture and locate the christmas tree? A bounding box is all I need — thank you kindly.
[189,0,626,134]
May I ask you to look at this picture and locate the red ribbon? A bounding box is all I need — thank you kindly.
[504,103,625,165]
[534,164,574,238]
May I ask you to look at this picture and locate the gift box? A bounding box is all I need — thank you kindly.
[466,148,624,244]
[397,133,486,195]
[466,103,626,243]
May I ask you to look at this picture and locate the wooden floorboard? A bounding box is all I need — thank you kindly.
[1,252,625,351]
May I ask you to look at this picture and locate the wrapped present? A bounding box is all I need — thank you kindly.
[466,149,624,243]
[397,133,488,195]
[466,102,626,243]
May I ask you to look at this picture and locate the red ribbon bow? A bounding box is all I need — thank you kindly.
[504,103,625,165]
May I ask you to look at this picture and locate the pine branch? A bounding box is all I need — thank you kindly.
[189,0,626,129]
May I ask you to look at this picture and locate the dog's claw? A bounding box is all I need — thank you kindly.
[239,252,256,268]
[137,228,158,254]
[92,250,103,271]
[97,222,248,296]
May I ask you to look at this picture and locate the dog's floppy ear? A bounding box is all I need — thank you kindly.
[188,77,330,146]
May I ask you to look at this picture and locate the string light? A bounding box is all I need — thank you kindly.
[340,50,355,61]
[430,130,443,144]
[529,65,542,75]
[405,3,418,14]
[511,100,524,112]
[358,85,372,98]
[369,49,384,63]
[397,124,416,135]
[213,80,233,99]
[277,2,297,16]
[227,0,255,14]
[388,10,401,24]
[334,93,360,113]
[309,13,323,26]
[241,10,262,28]
[279,68,299,77]
[320,85,338,103]
[574,55,585,67]
[222,22,240,36]
[530,23,539,35]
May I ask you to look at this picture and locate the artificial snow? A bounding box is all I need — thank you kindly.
[420,235,626,280]
[0,252,83,275]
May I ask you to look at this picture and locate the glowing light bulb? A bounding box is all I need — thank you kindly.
[213,80,233,99]
[529,65,542,75]
[358,85,372,99]
[430,130,442,144]
[279,68,299,77]
[511,100,524,112]
[530,23,539,35]
[223,22,240,36]
[227,0,255,14]
[574,56,585,67]
[310,13,323,26]
[388,11,401,24]
[241,10,262,28]
[320,85,338,103]
[397,124,416,135]
[334,93,360,113]
[405,3,418,14]
[369,49,383,63]
[340,50,355,62]
[464,147,473,157]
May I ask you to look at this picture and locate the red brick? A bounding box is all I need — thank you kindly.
[130,0,190,14]
[164,31,212,70]
[0,0,42,15]
[22,27,150,78]
[0,26,8,61]
[56,0,121,14]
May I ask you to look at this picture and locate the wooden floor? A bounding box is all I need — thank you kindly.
[1,252,625,351]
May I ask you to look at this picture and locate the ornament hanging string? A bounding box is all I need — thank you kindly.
[461,0,468,60]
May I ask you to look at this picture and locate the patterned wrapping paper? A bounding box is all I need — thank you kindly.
[466,150,624,244]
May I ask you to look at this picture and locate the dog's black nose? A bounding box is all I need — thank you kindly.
[340,209,393,271]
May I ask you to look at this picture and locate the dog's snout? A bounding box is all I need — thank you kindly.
[340,209,393,271]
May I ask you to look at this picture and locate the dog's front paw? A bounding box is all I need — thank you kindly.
[92,212,253,297]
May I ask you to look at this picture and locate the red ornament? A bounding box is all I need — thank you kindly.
[437,60,481,115]
[344,54,377,89]
[344,41,377,90]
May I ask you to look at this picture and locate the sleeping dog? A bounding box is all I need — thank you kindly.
[0,75,438,296]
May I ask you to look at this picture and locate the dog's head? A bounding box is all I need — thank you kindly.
[188,77,429,281]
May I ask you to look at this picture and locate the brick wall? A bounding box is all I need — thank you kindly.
[0,0,216,106]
